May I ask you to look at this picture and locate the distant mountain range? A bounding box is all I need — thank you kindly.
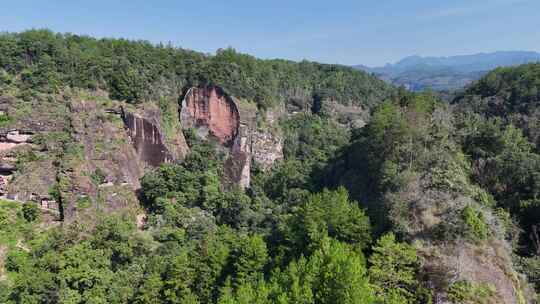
[354,51,540,91]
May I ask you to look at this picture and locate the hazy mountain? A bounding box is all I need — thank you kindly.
[355,51,540,91]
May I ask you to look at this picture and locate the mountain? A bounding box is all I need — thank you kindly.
[454,62,540,148]
[355,51,540,91]
[0,30,539,304]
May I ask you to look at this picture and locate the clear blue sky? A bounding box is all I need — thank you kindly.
[3,0,540,66]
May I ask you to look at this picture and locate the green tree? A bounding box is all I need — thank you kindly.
[368,233,420,304]
[232,234,269,286]
[286,187,371,255]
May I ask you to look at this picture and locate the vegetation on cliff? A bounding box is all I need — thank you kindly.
[0,30,539,303]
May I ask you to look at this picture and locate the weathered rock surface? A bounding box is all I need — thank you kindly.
[0,93,136,220]
[252,131,283,171]
[181,86,283,187]
[122,105,188,167]
[123,111,174,166]
[6,130,32,144]
[0,130,32,152]
[225,129,252,188]
[421,241,529,304]
[181,86,240,145]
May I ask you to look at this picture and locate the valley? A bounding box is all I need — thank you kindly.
[0,30,538,304]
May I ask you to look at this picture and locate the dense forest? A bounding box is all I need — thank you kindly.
[0,30,539,304]
[0,29,392,109]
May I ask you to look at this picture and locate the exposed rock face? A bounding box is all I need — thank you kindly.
[6,131,32,144]
[0,130,32,199]
[0,92,190,222]
[181,86,240,145]
[122,110,175,167]
[181,86,283,188]
[225,135,252,188]
[252,131,283,171]
[0,130,32,152]
[52,100,144,221]
[421,242,527,304]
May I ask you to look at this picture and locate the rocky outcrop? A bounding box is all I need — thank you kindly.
[181,86,240,146]
[225,134,252,188]
[0,91,189,222]
[122,110,174,166]
[0,164,14,198]
[121,105,188,167]
[421,241,529,304]
[0,130,32,199]
[6,130,32,144]
[0,130,32,152]
[252,131,283,171]
[181,86,283,188]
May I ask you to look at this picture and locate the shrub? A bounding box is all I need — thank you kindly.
[22,203,40,222]
[447,280,495,304]
[462,206,490,241]
[90,168,106,186]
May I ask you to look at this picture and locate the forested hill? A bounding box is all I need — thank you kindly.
[0,29,392,109]
[454,63,540,148]
[0,30,539,304]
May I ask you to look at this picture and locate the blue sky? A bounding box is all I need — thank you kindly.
[3,0,540,66]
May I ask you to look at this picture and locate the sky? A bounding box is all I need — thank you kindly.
[2,0,540,66]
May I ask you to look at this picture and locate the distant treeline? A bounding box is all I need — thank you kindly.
[0,29,392,108]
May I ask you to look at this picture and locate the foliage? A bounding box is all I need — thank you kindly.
[447,280,496,304]
[219,237,375,304]
[461,206,490,242]
[21,203,40,222]
[284,187,371,255]
[455,113,540,253]
[0,200,34,248]
[368,233,420,304]
[4,29,540,303]
[455,63,540,148]
[90,167,107,186]
[0,29,393,109]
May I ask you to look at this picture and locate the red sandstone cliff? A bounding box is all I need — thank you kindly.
[181,86,283,188]
[181,86,240,146]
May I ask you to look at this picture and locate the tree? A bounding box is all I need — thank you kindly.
[220,237,375,304]
[232,234,269,286]
[286,187,371,255]
[368,233,420,304]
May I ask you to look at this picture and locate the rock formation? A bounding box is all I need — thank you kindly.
[0,130,32,152]
[181,86,240,145]
[0,129,32,199]
[122,105,188,168]
[251,131,284,171]
[181,86,283,187]
[123,110,174,166]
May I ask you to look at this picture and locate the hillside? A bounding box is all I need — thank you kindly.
[356,51,540,91]
[454,63,540,148]
[452,64,540,298]
[0,30,538,304]
[0,30,392,110]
